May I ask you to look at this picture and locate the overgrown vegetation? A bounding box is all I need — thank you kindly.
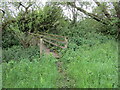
[3,54,58,88]
[1,1,119,88]
[60,37,118,88]
[3,46,39,62]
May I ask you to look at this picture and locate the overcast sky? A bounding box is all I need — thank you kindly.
[0,0,97,21]
[1,0,117,21]
[1,0,119,2]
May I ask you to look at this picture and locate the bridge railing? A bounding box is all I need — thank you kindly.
[29,33,68,56]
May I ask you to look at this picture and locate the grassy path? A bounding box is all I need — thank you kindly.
[56,60,75,88]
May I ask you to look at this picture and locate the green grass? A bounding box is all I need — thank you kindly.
[2,46,40,62]
[0,47,2,89]
[3,54,58,88]
[0,64,2,89]
[60,40,118,88]
[2,33,118,88]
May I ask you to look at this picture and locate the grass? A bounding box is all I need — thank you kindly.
[60,39,118,88]
[2,54,59,88]
[2,33,118,88]
[0,64,2,89]
[0,47,2,89]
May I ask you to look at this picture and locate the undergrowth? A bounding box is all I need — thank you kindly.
[2,54,58,88]
[2,33,118,88]
[2,46,40,62]
[60,36,118,88]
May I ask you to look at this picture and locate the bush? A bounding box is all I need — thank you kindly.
[2,46,40,62]
[2,28,20,48]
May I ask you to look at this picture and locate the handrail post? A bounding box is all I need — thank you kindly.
[64,37,68,48]
[40,37,43,57]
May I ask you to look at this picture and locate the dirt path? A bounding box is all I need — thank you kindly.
[56,60,69,88]
[42,44,60,58]
[56,60,76,88]
[41,44,75,88]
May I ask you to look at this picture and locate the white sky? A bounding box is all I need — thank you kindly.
[1,0,116,21]
[0,0,96,21]
[1,0,119,2]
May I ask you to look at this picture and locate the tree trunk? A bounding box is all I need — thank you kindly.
[93,0,111,18]
[68,3,109,25]
[113,2,120,38]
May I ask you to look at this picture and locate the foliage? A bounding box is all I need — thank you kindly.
[1,2,119,88]
[92,2,120,36]
[3,54,58,88]
[2,27,20,48]
[60,37,118,88]
[61,19,113,47]
[2,27,118,88]
[16,4,63,33]
[2,3,64,48]
[2,46,40,62]
[0,65,2,90]
[63,18,104,36]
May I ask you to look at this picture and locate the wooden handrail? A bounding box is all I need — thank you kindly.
[38,32,65,38]
[64,37,68,48]
[40,38,43,56]
[29,32,67,39]
[43,36,66,43]
[29,33,43,38]
[29,32,68,57]
[43,38,66,49]
[29,32,67,44]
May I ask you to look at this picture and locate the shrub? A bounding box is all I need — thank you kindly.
[2,46,40,62]
[2,28,20,48]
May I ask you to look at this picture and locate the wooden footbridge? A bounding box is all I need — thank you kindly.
[29,32,68,58]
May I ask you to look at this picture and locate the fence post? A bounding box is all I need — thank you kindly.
[64,37,68,48]
[40,37,43,57]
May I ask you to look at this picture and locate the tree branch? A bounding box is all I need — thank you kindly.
[113,2,120,19]
[18,2,33,13]
[112,1,120,38]
[2,19,16,30]
[68,2,108,25]
[93,0,111,18]
[0,9,5,18]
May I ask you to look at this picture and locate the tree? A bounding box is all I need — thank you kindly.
[66,1,120,37]
[1,2,64,48]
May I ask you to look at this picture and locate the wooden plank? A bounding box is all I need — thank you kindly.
[29,33,43,37]
[29,32,68,49]
[43,36,66,43]
[64,37,68,48]
[43,38,65,49]
[29,32,66,39]
[40,38,43,57]
[39,32,65,38]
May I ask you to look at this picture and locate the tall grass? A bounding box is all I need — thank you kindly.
[3,54,58,88]
[0,65,2,89]
[2,32,118,88]
[60,38,118,88]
